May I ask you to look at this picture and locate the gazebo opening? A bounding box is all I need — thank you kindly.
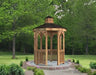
[33,16,67,65]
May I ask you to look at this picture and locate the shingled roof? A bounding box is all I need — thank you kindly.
[34,16,66,29]
[35,23,65,29]
[45,16,53,18]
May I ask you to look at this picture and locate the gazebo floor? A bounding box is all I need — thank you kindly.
[26,61,72,70]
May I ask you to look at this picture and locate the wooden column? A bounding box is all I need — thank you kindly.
[40,35,42,50]
[50,35,53,61]
[40,34,42,63]
[63,32,65,63]
[34,32,38,64]
[60,35,61,50]
[34,32,36,64]
[57,31,60,65]
[61,35,62,49]
[45,32,48,65]
[63,33,65,51]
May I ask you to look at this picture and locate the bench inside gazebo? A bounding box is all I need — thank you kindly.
[33,16,67,65]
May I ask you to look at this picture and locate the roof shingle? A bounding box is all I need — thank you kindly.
[34,23,65,29]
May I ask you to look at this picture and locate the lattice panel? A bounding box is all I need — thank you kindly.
[37,51,46,64]
[48,50,57,61]
[60,51,64,63]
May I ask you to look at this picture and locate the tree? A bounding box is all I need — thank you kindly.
[0,0,55,58]
[55,0,96,54]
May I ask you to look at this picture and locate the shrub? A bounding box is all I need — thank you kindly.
[9,64,24,75]
[75,65,81,69]
[25,57,28,61]
[76,60,79,64]
[32,67,37,72]
[27,67,34,70]
[20,61,23,67]
[34,69,44,75]
[0,65,9,75]
[90,62,96,69]
[27,67,37,72]
[75,65,92,73]
[72,59,75,63]
[93,71,96,75]
[34,68,40,73]
[80,68,87,73]
[78,66,82,71]
[27,67,33,70]
[87,70,92,75]
[86,68,92,73]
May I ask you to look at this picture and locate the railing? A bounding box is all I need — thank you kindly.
[36,49,64,64]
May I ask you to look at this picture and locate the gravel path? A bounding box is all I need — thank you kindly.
[25,68,87,75]
[43,68,87,75]
[25,70,33,75]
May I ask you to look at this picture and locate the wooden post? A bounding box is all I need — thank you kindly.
[40,35,42,50]
[57,31,60,65]
[40,34,42,63]
[63,32,65,63]
[34,32,38,64]
[34,32,36,64]
[50,36,53,61]
[45,32,48,65]
[60,35,61,50]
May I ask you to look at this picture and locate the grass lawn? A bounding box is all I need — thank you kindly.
[0,52,96,68]
[65,55,96,68]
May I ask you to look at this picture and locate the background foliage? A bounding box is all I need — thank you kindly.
[0,0,96,55]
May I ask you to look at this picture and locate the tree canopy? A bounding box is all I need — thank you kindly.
[0,0,96,55]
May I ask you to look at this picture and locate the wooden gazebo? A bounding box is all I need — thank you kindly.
[33,16,67,65]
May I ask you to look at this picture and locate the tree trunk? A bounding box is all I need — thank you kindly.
[24,47,26,54]
[12,18,16,59]
[12,35,15,59]
[85,36,89,55]
[72,49,74,55]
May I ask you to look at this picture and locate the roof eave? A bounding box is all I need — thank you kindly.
[33,28,67,32]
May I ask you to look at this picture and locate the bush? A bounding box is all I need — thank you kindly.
[25,57,28,61]
[34,69,44,75]
[0,65,9,75]
[32,67,37,72]
[78,66,82,72]
[75,65,92,74]
[9,64,24,75]
[86,68,92,73]
[27,67,33,70]
[93,71,96,75]
[87,69,92,75]
[20,61,23,67]
[72,59,75,63]
[0,64,24,75]
[80,67,87,73]
[27,67,37,72]
[75,65,81,69]
[34,68,40,73]
[90,62,96,69]
[76,60,79,64]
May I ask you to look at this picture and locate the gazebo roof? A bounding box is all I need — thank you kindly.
[45,16,53,18]
[33,16,67,31]
[34,23,65,29]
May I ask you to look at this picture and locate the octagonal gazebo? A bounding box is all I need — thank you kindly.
[33,16,67,65]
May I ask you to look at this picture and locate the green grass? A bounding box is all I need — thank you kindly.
[0,52,96,68]
[65,55,96,68]
[0,51,34,65]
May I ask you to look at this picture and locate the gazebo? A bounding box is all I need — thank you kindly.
[33,16,67,65]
